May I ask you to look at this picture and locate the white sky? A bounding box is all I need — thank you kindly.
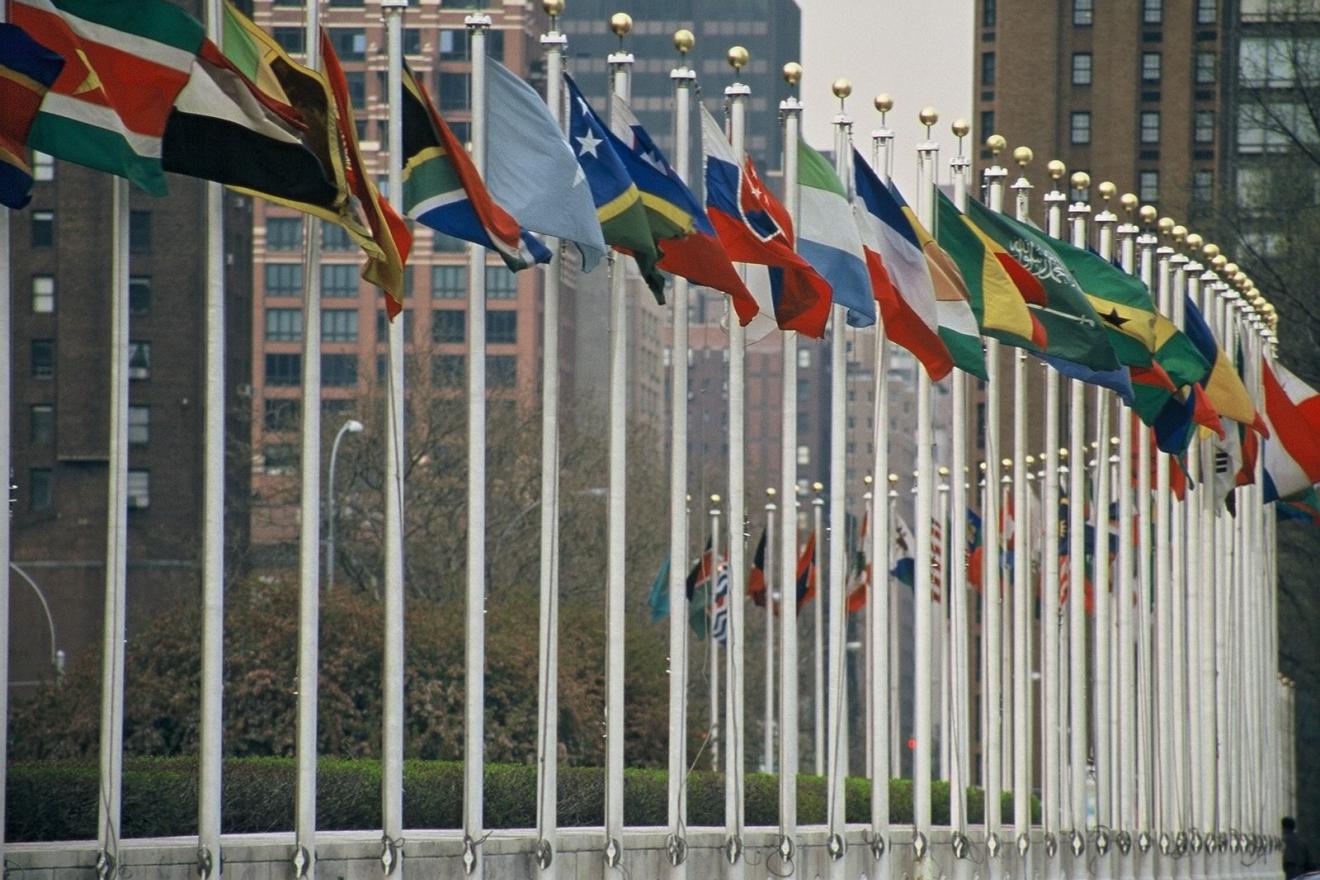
[799,0,974,197]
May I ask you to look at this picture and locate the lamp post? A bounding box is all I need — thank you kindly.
[326,419,364,593]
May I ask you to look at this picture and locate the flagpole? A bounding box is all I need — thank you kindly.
[1153,218,1175,861]
[1008,146,1035,871]
[826,83,854,873]
[0,3,9,864]
[1168,231,1192,861]
[96,175,131,880]
[868,97,894,875]
[726,56,751,870]
[777,62,804,873]
[938,471,951,785]
[711,496,724,774]
[198,0,225,875]
[601,16,634,870]
[765,491,778,775]
[981,136,1009,875]
[536,6,567,874]
[913,106,940,865]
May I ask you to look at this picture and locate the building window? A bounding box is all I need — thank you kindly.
[265,263,303,297]
[432,265,467,298]
[130,210,151,253]
[1139,171,1159,202]
[344,71,365,109]
[432,354,465,387]
[1195,110,1216,144]
[321,308,359,342]
[796,445,810,466]
[266,216,303,250]
[1197,0,1217,24]
[1073,0,1093,25]
[433,308,465,343]
[434,232,466,253]
[321,354,358,387]
[982,0,997,27]
[488,355,517,388]
[127,470,150,509]
[128,405,150,445]
[980,110,995,141]
[439,28,469,59]
[31,339,53,379]
[328,27,365,60]
[264,398,299,432]
[266,307,303,342]
[486,310,517,344]
[1195,51,1217,85]
[1071,111,1092,144]
[31,210,53,246]
[375,308,414,340]
[404,27,422,54]
[30,404,54,445]
[1141,52,1161,82]
[33,151,54,181]
[485,266,517,299]
[29,469,53,511]
[322,223,354,251]
[266,353,301,386]
[1140,111,1161,144]
[273,26,304,54]
[128,341,151,380]
[130,276,151,315]
[32,275,54,313]
[263,444,298,474]
[1072,53,1093,85]
[981,51,996,87]
[438,71,469,112]
[321,263,359,298]
[1143,0,1162,23]
[1193,170,1214,203]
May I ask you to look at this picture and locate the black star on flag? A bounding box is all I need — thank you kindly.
[1102,308,1130,328]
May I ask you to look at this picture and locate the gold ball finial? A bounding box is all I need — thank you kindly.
[674,29,695,55]
[952,118,971,138]
[1047,159,1067,180]
[1202,242,1220,259]
[1223,261,1240,276]
[1158,216,1175,235]
[919,106,939,127]
[812,480,825,493]
[875,93,893,113]
[1098,181,1117,201]
[783,61,803,86]
[1185,232,1204,250]
[1070,170,1090,190]
[766,486,777,498]
[726,44,749,71]
[542,0,565,16]
[1172,224,1187,242]
[1139,205,1158,225]
[1012,145,1033,167]
[1120,193,1139,213]
[609,12,632,36]
[986,133,1007,155]
[1211,254,1228,271]
[832,78,852,99]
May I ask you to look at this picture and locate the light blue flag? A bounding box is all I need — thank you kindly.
[487,60,607,272]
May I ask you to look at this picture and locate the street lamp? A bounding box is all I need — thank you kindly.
[326,418,364,593]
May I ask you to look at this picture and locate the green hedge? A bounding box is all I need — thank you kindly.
[8,758,1033,842]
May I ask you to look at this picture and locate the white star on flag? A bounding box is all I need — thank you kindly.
[577,128,602,159]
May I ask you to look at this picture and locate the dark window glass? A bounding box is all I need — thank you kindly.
[130,276,152,315]
[1072,53,1093,85]
[1193,170,1214,202]
[31,339,53,379]
[1143,0,1162,24]
[1071,111,1092,144]
[979,110,995,141]
[345,71,366,109]
[486,29,504,59]
[1197,0,1217,23]
[1196,51,1217,84]
[981,52,996,86]
[322,263,359,298]
[1195,110,1215,144]
[321,353,358,386]
[1142,52,1162,82]
[127,470,150,509]
[433,308,465,343]
[264,444,298,473]
[983,0,997,27]
[486,310,517,344]
[267,216,303,250]
[485,266,517,299]
[31,210,53,246]
[29,468,52,511]
[432,264,467,297]
[266,307,303,342]
[128,341,151,380]
[322,223,354,251]
[488,355,517,388]
[404,28,422,54]
[1139,170,1159,202]
[30,404,54,445]
[130,210,151,253]
[321,308,359,342]
[1073,0,1093,25]
[1141,111,1161,144]
[439,28,467,59]
[128,405,149,445]
[266,353,302,386]
[329,28,366,60]
[264,398,299,432]
[438,71,469,111]
[375,308,414,340]
[265,263,304,297]
[273,27,304,54]
[432,354,465,387]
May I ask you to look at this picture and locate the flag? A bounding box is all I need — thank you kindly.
[796,140,875,327]
[400,66,547,273]
[964,201,1121,372]
[852,149,953,379]
[608,96,757,323]
[320,30,411,312]
[686,538,715,638]
[966,507,984,590]
[1183,294,1262,432]
[648,556,670,624]
[846,507,870,613]
[563,74,665,301]
[1276,485,1320,524]
[931,515,944,603]
[486,59,606,272]
[711,562,731,644]
[890,514,917,589]
[935,190,1047,351]
[795,532,817,613]
[1261,360,1320,500]
[699,105,830,338]
[0,22,64,209]
[747,527,768,606]
[1042,238,1159,367]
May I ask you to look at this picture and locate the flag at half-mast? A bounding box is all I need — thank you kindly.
[0,22,63,209]
[699,104,831,339]
[400,65,548,273]
[797,140,875,328]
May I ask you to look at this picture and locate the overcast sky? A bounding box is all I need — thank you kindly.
[799,0,973,197]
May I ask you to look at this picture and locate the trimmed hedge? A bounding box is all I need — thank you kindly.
[8,758,1034,842]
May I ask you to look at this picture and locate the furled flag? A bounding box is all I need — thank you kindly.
[711,562,731,645]
[1261,360,1320,501]
[931,515,944,603]
[486,59,606,272]
[966,507,984,590]
[321,30,411,312]
[964,200,1122,373]
[1183,293,1263,433]
[795,532,818,614]
[686,538,715,638]
[935,190,1047,352]
[747,527,769,607]
[400,66,547,273]
[0,22,63,209]
[891,514,916,588]
[699,104,830,339]
[846,507,870,613]
[796,140,875,327]
[563,74,665,301]
[608,95,757,323]
[852,149,953,379]
[648,556,670,624]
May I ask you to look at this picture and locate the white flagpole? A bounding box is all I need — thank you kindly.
[726,56,750,871]
[913,106,940,864]
[711,498,724,774]
[1183,247,1208,869]
[1153,219,1174,860]
[0,2,9,862]
[463,15,492,880]
[1194,257,1219,860]
[765,492,778,775]
[938,474,950,784]
[383,4,408,876]
[868,98,894,876]
[981,138,1008,875]
[97,176,131,880]
[812,483,825,777]
[537,8,567,875]
[826,85,853,875]
[1134,209,1157,876]
[603,17,634,869]
[665,28,694,877]
[198,0,225,875]
[1167,235,1191,857]
[777,62,803,872]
